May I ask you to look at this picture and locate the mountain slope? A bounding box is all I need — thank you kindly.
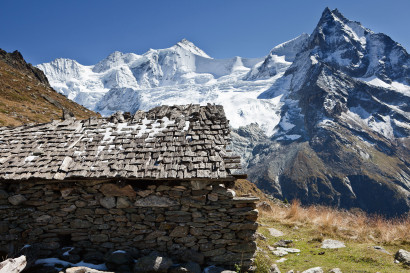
[38,8,410,216]
[0,49,98,126]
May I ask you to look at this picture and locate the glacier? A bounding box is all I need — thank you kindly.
[37,37,308,136]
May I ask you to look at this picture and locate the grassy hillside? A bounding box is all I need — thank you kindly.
[0,50,98,126]
[234,179,410,272]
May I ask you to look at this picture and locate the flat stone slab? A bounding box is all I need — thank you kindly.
[373,246,391,255]
[302,267,323,273]
[268,228,284,237]
[269,246,300,257]
[276,247,300,253]
[271,249,288,257]
[230,197,260,203]
[321,239,345,249]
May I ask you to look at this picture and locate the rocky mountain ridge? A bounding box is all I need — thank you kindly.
[0,49,98,126]
[37,8,410,216]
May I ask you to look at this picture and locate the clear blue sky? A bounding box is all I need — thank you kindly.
[1,0,409,65]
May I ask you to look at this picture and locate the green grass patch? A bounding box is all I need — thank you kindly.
[256,220,409,273]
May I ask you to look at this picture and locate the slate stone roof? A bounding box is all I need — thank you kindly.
[0,104,241,181]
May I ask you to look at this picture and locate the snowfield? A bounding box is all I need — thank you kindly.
[37,38,296,136]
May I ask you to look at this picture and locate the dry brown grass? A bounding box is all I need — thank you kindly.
[260,199,410,244]
[0,59,98,126]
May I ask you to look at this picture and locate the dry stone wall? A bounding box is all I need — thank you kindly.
[0,179,258,268]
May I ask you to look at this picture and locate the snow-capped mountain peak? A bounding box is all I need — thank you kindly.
[313,7,371,49]
[92,51,141,73]
[245,33,309,80]
[174,38,212,58]
[306,8,410,84]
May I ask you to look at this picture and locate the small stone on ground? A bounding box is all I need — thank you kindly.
[372,246,391,255]
[301,267,323,273]
[395,249,410,265]
[268,228,284,237]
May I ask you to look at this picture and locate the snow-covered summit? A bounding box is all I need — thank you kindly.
[174,38,212,59]
[308,8,410,83]
[256,7,410,144]
[92,51,141,73]
[245,33,309,80]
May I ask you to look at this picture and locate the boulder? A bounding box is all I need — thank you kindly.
[0,255,26,273]
[134,255,173,272]
[395,249,410,265]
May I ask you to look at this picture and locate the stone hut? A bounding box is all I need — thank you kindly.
[0,104,259,269]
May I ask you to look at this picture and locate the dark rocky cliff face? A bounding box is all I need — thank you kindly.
[233,8,410,217]
[0,49,50,85]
